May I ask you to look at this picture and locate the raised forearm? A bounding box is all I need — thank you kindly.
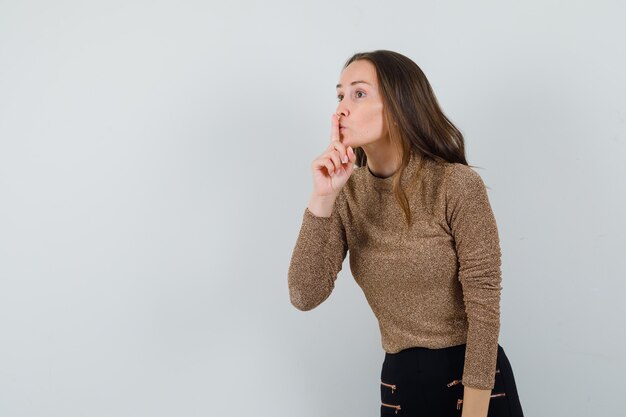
[460,386,491,417]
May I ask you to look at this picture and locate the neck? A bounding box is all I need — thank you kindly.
[362,140,401,179]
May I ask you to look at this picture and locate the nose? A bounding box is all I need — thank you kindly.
[335,101,349,119]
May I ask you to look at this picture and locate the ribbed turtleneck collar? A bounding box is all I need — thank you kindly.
[365,150,424,192]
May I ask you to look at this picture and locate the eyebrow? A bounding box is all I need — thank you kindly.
[336,80,372,89]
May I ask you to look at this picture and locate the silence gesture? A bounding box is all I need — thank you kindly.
[310,114,357,197]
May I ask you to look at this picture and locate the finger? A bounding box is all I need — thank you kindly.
[325,148,342,174]
[312,156,336,177]
[345,146,356,173]
[330,113,340,143]
[329,140,349,164]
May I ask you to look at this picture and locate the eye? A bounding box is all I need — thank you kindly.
[337,90,366,101]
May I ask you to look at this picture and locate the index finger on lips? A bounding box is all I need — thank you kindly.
[330,113,340,143]
[329,114,350,164]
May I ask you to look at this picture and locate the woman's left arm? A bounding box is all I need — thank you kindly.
[445,163,503,417]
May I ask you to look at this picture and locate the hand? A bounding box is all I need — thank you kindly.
[310,114,357,197]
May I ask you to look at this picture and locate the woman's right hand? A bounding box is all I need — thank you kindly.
[310,114,357,197]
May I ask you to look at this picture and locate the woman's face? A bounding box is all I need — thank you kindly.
[335,59,388,147]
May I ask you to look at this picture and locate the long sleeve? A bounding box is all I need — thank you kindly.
[445,163,502,390]
[288,190,349,311]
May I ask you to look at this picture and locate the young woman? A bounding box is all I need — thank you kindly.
[288,50,524,417]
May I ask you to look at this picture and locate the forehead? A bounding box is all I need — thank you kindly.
[337,60,378,88]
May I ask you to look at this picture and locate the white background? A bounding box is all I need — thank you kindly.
[1,1,625,416]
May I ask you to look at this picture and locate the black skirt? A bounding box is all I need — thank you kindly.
[380,343,524,416]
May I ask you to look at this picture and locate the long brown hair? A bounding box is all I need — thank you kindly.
[342,50,478,226]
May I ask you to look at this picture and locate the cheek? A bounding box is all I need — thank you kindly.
[366,108,385,131]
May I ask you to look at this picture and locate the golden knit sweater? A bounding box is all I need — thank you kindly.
[287,150,502,390]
